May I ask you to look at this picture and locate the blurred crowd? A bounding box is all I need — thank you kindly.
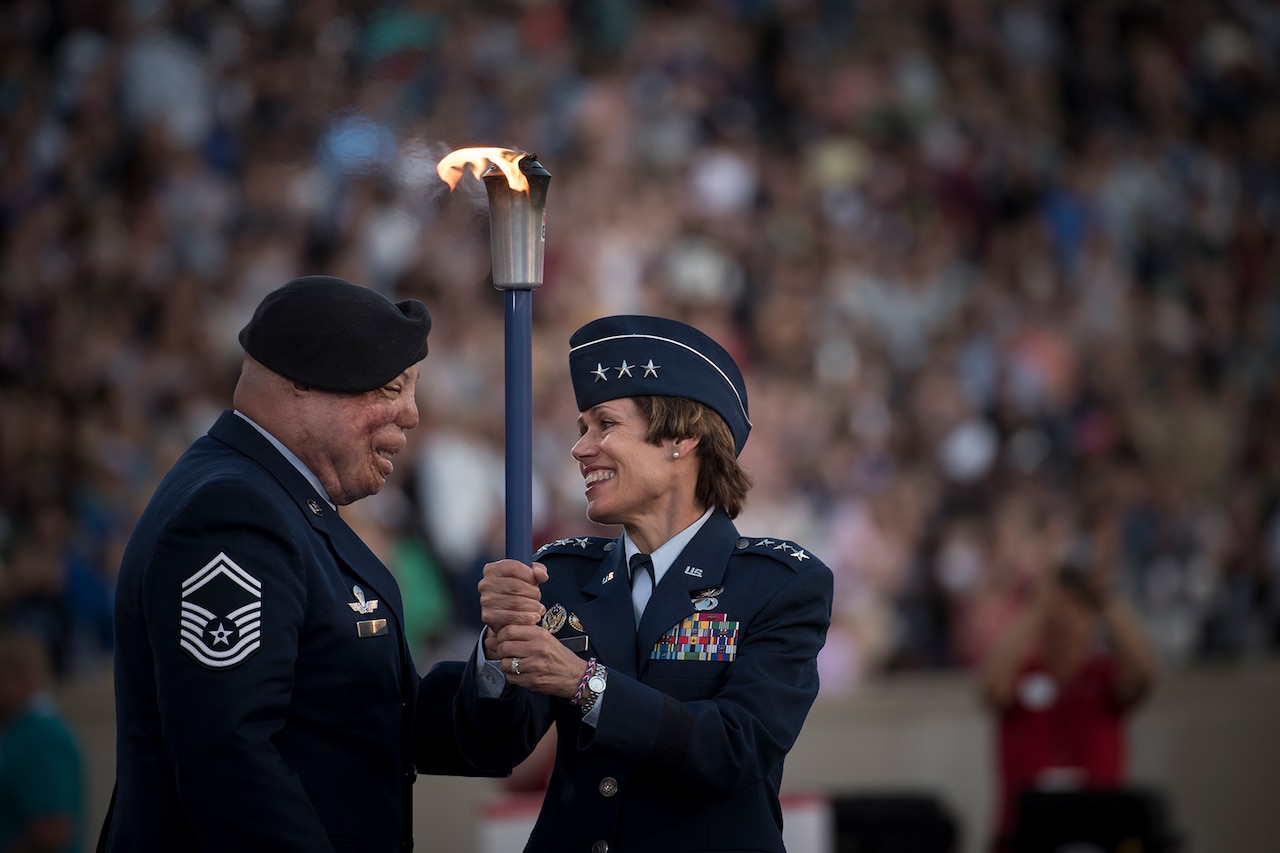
[1,0,1278,696]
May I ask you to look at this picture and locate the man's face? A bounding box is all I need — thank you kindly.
[572,397,674,529]
[296,365,420,505]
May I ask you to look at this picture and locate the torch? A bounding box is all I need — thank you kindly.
[437,148,551,563]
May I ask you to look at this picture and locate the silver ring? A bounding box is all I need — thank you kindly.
[510,657,520,676]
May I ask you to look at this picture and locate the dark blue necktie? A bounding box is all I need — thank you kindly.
[629,553,654,620]
[629,552,654,586]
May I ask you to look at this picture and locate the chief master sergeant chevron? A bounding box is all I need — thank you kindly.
[102,275,480,853]
[456,314,834,852]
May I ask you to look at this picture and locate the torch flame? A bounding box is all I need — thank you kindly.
[437,147,529,193]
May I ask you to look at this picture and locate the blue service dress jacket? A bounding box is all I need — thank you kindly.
[105,410,468,853]
[455,508,834,853]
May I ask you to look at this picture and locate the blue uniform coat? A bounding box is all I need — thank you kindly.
[455,509,833,853]
[105,411,463,853]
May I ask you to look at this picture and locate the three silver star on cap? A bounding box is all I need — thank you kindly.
[591,360,661,382]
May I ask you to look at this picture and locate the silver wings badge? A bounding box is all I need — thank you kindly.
[348,585,380,614]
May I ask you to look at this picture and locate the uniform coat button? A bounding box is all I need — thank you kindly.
[598,776,618,797]
[591,841,609,853]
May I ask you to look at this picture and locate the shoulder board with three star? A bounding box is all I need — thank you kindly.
[732,537,824,570]
[533,536,614,561]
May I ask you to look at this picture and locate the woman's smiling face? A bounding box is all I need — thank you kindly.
[572,397,677,530]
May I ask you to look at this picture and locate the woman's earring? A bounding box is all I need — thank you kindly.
[673,451,680,459]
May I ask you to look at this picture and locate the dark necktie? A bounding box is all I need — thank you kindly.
[629,552,654,587]
[629,553,654,620]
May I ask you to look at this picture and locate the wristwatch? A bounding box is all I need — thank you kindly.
[579,664,608,715]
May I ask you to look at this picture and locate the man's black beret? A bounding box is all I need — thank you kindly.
[238,275,431,393]
[569,314,752,455]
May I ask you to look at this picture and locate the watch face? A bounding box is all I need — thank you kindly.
[588,675,606,692]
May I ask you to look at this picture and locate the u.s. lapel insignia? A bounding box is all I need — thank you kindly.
[684,565,704,578]
[307,499,324,516]
[691,586,723,611]
[602,571,615,585]
[542,603,568,633]
[348,584,379,614]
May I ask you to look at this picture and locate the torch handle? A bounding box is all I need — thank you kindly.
[504,289,534,563]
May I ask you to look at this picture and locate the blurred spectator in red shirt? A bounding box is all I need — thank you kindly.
[979,558,1158,851]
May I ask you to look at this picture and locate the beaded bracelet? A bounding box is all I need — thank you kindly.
[571,657,597,706]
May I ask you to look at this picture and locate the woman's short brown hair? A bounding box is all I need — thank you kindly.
[634,395,753,518]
